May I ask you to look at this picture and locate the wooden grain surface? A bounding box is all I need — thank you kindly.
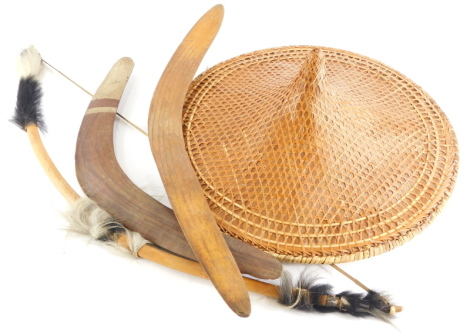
[148,5,251,317]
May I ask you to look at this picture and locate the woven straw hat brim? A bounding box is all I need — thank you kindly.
[182,46,459,264]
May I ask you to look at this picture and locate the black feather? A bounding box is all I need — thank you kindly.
[278,270,394,321]
[336,290,375,316]
[12,76,45,131]
[364,290,394,315]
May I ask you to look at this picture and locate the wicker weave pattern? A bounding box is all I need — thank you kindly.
[182,46,458,264]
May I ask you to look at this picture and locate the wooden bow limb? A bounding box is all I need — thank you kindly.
[75,57,281,281]
[27,125,81,204]
[23,122,280,300]
[22,127,400,319]
[19,133,399,320]
[45,55,399,302]
[13,46,400,322]
[148,4,251,318]
[14,52,280,305]
[117,237,280,299]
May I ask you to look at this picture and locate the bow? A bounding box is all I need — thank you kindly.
[11,44,400,323]
[12,4,403,321]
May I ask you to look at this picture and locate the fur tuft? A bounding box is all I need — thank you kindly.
[12,77,45,131]
[63,197,150,257]
[278,270,395,323]
[16,46,43,79]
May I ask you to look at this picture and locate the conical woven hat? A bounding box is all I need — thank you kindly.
[182,46,458,264]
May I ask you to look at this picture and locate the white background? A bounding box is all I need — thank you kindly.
[1,1,469,332]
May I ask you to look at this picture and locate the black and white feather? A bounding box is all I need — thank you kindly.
[63,197,150,256]
[11,46,46,131]
[278,270,396,324]
[65,199,398,324]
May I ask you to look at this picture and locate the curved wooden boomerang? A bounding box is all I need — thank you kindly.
[148,5,251,316]
[75,57,281,281]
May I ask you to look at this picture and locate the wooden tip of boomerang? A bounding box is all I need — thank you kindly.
[91,57,134,101]
[183,4,224,43]
[220,281,251,317]
[233,301,251,318]
[210,4,224,16]
[148,3,251,317]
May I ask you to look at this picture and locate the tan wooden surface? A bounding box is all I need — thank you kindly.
[75,57,281,280]
[118,235,281,299]
[24,109,280,304]
[148,5,251,317]
[27,125,81,204]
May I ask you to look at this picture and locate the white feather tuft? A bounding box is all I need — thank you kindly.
[63,197,150,257]
[123,229,151,257]
[64,197,114,239]
[16,45,43,78]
